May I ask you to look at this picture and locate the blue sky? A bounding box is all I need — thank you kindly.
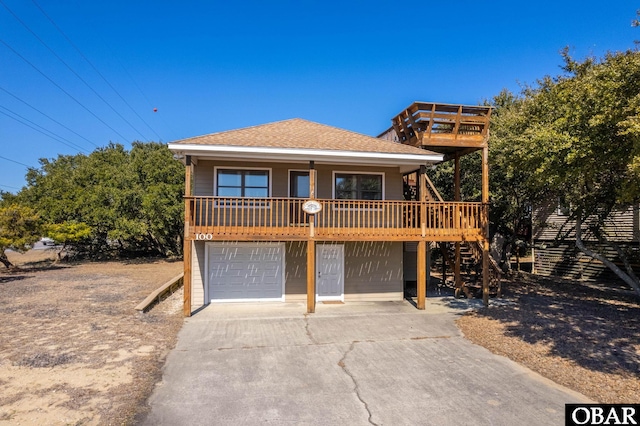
[1,0,638,192]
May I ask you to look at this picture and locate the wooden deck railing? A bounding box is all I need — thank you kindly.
[389,102,491,148]
[186,196,485,242]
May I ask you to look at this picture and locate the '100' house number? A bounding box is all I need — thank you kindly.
[195,233,214,240]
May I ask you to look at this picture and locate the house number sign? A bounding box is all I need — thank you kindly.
[302,200,322,214]
[195,233,214,240]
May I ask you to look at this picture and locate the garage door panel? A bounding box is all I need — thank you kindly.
[207,243,284,301]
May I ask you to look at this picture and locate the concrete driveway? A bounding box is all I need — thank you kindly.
[143,299,590,425]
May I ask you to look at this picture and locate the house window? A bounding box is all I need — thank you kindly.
[334,173,383,200]
[289,171,310,198]
[216,169,269,197]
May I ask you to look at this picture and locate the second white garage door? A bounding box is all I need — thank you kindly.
[206,243,285,302]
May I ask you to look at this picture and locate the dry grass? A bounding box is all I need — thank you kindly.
[457,272,640,403]
[0,249,184,425]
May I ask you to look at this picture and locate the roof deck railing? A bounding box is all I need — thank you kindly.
[381,102,492,155]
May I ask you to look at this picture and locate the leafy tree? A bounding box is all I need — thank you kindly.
[491,48,640,296]
[129,141,184,256]
[427,152,482,203]
[45,221,92,260]
[18,142,183,259]
[0,204,41,268]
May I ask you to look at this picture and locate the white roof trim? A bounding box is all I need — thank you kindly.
[168,143,443,164]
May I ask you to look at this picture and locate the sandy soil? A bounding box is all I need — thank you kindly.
[3,249,638,423]
[0,249,183,425]
[457,272,640,403]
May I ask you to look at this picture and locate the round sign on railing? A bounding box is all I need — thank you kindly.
[302,200,322,214]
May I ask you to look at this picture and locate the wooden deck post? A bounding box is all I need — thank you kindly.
[307,240,316,313]
[417,241,426,309]
[417,165,427,310]
[307,161,316,313]
[183,155,193,317]
[454,153,462,295]
[481,146,490,307]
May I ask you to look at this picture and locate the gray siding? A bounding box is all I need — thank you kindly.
[343,241,403,301]
[192,159,404,200]
[534,242,640,284]
[377,127,397,142]
[284,241,403,301]
[533,201,640,286]
[284,241,307,300]
[190,240,403,305]
[189,159,406,306]
[533,200,639,243]
[403,242,418,281]
[191,241,206,311]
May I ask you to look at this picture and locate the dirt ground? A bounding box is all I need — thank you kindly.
[0,249,183,425]
[2,250,638,424]
[457,272,640,404]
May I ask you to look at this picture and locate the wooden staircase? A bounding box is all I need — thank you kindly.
[438,241,502,299]
[391,101,495,305]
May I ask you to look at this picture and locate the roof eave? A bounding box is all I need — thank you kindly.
[168,143,443,173]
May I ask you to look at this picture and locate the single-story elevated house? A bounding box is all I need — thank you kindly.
[169,102,493,316]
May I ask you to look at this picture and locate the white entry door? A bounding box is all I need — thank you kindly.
[316,244,344,301]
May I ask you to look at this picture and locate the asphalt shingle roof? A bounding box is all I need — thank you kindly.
[170,118,439,157]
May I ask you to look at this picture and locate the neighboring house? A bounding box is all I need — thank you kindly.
[533,199,640,282]
[169,103,493,316]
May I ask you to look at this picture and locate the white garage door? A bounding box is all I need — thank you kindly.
[206,243,284,302]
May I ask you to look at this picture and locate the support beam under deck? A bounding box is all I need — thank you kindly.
[183,155,193,317]
[307,240,316,313]
[307,161,316,313]
[454,153,462,295]
[417,165,427,310]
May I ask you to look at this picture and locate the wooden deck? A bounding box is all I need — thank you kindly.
[185,196,485,242]
[380,102,492,160]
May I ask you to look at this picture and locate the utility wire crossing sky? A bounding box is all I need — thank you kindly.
[0,0,638,192]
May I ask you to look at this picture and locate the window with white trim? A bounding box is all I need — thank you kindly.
[216,169,269,197]
[334,173,383,200]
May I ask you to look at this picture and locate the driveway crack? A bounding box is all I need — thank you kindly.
[338,341,378,426]
[303,314,318,345]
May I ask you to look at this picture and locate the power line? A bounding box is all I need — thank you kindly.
[0,106,88,153]
[0,0,149,142]
[0,105,88,152]
[0,85,98,149]
[31,0,164,142]
[0,38,124,145]
[0,183,21,190]
[117,58,180,142]
[0,107,89,153]
[0,155,33,168]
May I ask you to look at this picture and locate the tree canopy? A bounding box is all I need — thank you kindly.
[490,47,640,294]
[0,203,40,268]
[10,142,184,260]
